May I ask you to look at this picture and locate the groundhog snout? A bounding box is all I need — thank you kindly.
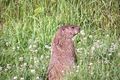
[74,27,80,34]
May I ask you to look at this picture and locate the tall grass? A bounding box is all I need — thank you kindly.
[0,0,120,80]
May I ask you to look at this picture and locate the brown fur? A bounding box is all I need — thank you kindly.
[47,25,80,80]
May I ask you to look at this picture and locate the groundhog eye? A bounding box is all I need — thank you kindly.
[71,27,74,29]
[62,28,65,31]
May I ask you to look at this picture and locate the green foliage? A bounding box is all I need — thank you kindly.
[0,0,120,80]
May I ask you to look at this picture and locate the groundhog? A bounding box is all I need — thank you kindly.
[47,25,80,80]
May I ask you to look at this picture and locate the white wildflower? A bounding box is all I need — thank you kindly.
[94,40,102,48]
[20,77,24,80]
[80,30,85,36]
[97,60,101,64]
[104,58,109,64]
[33,44,37,48]
[46,55,49,59]
[91,40,103,53]
[45,44,51,49]
[29,45,32,50]
[89,35,93,38]
[36,76,40,80]
[108,43,118,53]
[17,46,20,50]
[0,66,2,71]
[89,63,93,66]
[119,38,120,42]
[90,72,94,75]
[34,57,39,67]
[106,34,109,37]
[5,42,10,46]
[13,76,17,80]
[108,53,112,56]
[76,48,83,52]
[76,69,79,73]
[4,68,8,71]
[40,55,44,60]
[23,63,27,67]
[76,65,80,68]
[12,46,16,51]
[7,64,11,69]
[91,46,95,53]
[29,65,33,68]
[118,52,120,57]
[19,57,24,62]
[28,38,39,53]
[30,69,35,74]
[83,37,87,40]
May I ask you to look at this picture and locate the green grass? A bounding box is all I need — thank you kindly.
[0,0,120,80]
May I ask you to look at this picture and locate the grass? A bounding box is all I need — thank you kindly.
[0,0,120,80]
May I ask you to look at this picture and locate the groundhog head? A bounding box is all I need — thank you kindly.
[60,25,80,39]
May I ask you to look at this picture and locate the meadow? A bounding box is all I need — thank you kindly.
[0,0,120,80]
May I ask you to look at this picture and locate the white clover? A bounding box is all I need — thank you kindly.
[118,52,120,57]
[4,68,8,71]
[106,34,109,37]
[104,58,109,64]
[30,69,35,74]
[29,65,33,68]
[5,42,10,46]
[73,65,76,69]
[97,60,101,64]
[108,43,118,53]
[91,46,95,53]
[13,76,17,80]
[119,38,120,42]
[32,44,38,49]
[93,40,103,48]
[36,76,40,80]
[23,63,27,67]
[80,30,85,36]
[89,63,93,66]
[91,40,103,53]
[12,46,16,51]
[28,38,39,53]
[76,69,79,73]
[76,65,80,68]
[0,66,2,71]
[76,48,82,52]
[34,59,39,64]
[83,37,87,40]
[89,35,93,38]
[90,72,94,75]
[20,77,24,80]
[106,73,109,77]
[40,55,44,60]
[28,45,32,50]
[108,53,112,56]
[17,46,20,50]
[45,44,51,49]
[20,63,27,68]
[46,55,49,59]
[34,57,39,67]
[7,64,11,69]
[19,57,24,62]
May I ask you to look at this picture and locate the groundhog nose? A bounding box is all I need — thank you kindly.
[75,27,80,34]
